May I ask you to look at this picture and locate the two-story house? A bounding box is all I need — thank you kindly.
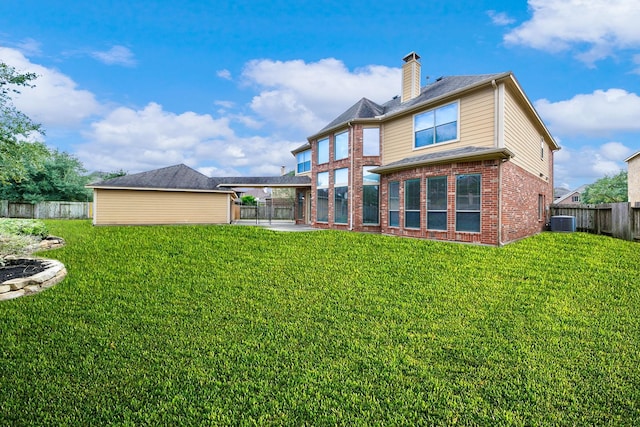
[293,52,560,245]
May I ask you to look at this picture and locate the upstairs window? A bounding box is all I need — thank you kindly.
[335,131,349,160]
[363,127,380,156]
[296,150,311,173]
[318,137,329,164]
[415,102,459,148]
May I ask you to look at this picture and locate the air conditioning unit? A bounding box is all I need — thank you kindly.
[550,215,576,232]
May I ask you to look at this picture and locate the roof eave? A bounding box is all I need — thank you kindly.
[370,148,515,175]
[87,185,236,194]
[307,117,382,141]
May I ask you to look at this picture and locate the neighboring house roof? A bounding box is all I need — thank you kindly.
[553,185,588,204]
[625,151,640,163]
[87,164,311,192]
[370,146,514,174]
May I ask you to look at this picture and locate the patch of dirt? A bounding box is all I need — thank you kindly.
[0,259,48,283]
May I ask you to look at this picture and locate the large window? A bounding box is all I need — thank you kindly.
[363,128,380,156]
[427,176,447,230]
[404,179,421,229]
[415,102,458,148]
[296,150,311,173]
[388,181,400,227]
[334,168,348,224]
[318,137,329,164]
[335,131,349,160]
[456,174,481,232]
[363,167,379,225]
[317,171,329,222]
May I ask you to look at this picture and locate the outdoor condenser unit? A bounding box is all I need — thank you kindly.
[550,215,576,232]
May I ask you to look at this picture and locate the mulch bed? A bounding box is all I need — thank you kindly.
[0,259,48,283]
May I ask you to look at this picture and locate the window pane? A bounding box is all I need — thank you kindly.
[415,128,434,148]
[389,211,399,227]
[427,177,447,210]
[389,181,399,210]
[436,103,457,126]
[317,188,328,222]
[435,122,457,143]
[415,110,434,131]
[363,128,380,156]
[334,168,348,186]
[363,167,380,184]
[405,179,421,210]
[427,212,447,230]
[363,185,379,224]
[334,186,348,223]
[335,131,349,160]
[405,211,420,229]
[318,138,329,164]
[456,174,481,211]
[317,171,329,188]
[456,212,480,232]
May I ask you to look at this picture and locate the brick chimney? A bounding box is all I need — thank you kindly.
[401,52,421,103]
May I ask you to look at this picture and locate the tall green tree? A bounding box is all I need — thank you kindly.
[582,170,628,204]
[0,62,48,183]
[0,150,93,202]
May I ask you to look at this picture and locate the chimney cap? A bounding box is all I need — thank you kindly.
[403,52,420,62]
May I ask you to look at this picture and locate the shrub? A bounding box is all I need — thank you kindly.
[0,218,48,238]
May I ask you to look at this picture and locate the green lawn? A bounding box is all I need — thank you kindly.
[1,221,639,426]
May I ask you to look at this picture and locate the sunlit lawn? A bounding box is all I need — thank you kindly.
[1,220,639,425]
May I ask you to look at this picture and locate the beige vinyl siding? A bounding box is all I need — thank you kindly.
[94,189,230,225]
[382,87,495,165]
[503,86,547,178]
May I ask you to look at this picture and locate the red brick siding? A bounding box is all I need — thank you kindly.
[500,161,552,244]
[379,160,500,245]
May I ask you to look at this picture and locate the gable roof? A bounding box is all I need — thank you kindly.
[87,164,311,192]
[553,185,588,204]
[313,73,508,137]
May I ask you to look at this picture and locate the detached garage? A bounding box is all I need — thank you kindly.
[88,164,236,226]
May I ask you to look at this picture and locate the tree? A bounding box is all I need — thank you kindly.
[0,150,93,202]
[581,170,628,204]
[0,62,48,183]
[240,195,257,205]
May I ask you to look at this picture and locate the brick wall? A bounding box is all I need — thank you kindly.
[379,160,500,245]
[500,161,552,244]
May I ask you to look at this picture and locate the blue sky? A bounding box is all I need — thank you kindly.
[1,0,639,190]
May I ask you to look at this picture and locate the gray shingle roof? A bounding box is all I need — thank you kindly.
[88,164,220,191]
[314,73,508,136]
[88,164,311,191]
[371,146,514,174]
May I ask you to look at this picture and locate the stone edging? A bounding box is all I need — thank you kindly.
[0,236,67,302]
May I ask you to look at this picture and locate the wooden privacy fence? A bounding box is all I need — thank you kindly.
[550,202,640,242]
[1,200,92,219]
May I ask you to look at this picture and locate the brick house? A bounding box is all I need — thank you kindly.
[293,52,560,245]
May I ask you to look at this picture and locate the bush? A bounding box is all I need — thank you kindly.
[0,218,48,238]
[0,219,48,264]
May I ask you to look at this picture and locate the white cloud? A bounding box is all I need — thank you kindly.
[554,142,630,187]
[504,0,640,65]
[76,102,299,175]
[217,69,232,80]
[535,89,640,135]
[0,46,102,127]
[242,58,401,135]
[487,10,515,26]
[91,45,136,67]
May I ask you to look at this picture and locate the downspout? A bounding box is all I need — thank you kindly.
[348,121,354,231]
